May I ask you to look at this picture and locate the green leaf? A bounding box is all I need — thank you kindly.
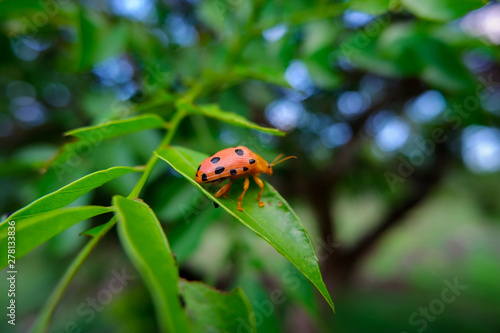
[179,101,285,136]
[341,21,476,92]
[1,166,141,225]
[349,0,395,15]
[0,160,45,177]
[50,115,165,167]
[233,65,291,88]
[336,18,402,77]
[113,196,192,333]
[401,0,485,21]
[65,114,165,141]
[418,38,476,92]
[236,273,283,332]
[0,0,44,15]
[155,146,335,313]
[377,23,476,92]
[303,58,342,90]
[30,218,117,333]
[169,208,217,265]
[257,3,349,31]
[78,9,129,69]
[0,206,112,269]
[180,280,256,333]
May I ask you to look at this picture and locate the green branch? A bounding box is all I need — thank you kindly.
[30,105,189,333]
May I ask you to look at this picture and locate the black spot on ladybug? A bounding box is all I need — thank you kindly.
[202,173,208,182]
[249,159,256,164]
[215,166,225,174]
[211,157,220,164]
[235,149,244,156]
[230,169,237,175]
[243,167,249,172]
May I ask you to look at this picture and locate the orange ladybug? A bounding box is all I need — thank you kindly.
[194,146,296,211]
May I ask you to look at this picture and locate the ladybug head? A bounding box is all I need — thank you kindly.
[265,153,297,175]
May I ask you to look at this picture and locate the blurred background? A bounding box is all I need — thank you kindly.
[1,0,500,332]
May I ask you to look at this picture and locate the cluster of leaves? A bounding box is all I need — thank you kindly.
[1,0,500,332]
[0,100,333,333]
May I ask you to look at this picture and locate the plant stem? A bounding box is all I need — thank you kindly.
[128,108,186,198]
[31,218,116,333]
[31,107,188,333]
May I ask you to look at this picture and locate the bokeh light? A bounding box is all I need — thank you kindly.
[166,14,199,47]
[265,98,305,131]
[219,128,240,145]
[111,0,156,22]
[6,81,36,100]
[462,126,500,173]
[461,3,500,45]
[92,56,138,100]
[405,90,447,123]
[10,96,46,127]
[462,50,495,73]
[482,90,500,114]
[284,60,314,97]
[93,56,135,86]
[343,10,375,29]
[42,83,71,107]
[359,74,386,98]
[321,122,353,148]
[262,24,288,42]
[10,37,39,61]
[337,91,371,117]
[367,111,410,152]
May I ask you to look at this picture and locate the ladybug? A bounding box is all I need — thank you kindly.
[194,146,296,211]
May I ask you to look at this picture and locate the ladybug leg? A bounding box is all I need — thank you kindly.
[237,176,250,211]
[215,180,233,199]
[252,175,265,207]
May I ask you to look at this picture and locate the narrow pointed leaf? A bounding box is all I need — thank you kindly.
[1,166,141,226]
[0,206,112,269]
[180,280,257,333]
[65,114,165,141]
[179,101,285,136]
[155,146,334,312]
[113,196,192,333]
[50,114,165,166]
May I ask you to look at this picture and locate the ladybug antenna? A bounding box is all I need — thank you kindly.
[270,154,297,167]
